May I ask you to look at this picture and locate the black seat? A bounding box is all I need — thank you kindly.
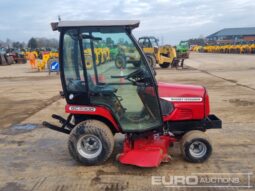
[87,75,117,95]
[91,84,117,95]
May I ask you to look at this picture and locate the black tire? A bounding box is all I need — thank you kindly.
[68,120,114,165]
[159,62,170,68]
[0,54,7,65]
[181,130,212,163]
[85,55,93,70]
[146,55,156,68]
[171,58,180,68]
[115,54,126,69]
[6,56,15,65]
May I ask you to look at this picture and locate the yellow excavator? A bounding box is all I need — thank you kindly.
[83,41,110,69]
[37,51,59,72]
[138,36,182,68]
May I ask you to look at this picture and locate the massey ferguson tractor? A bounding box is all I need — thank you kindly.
[43,20,221,167]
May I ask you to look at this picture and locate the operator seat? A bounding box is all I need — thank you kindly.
[87,74,125,120]
[87,74,117,95]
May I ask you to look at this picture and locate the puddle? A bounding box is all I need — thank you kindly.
[1,123,40,135]
[0,182,26,191]
[12,123,38,130]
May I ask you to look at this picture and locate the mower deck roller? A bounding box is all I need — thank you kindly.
[43,20,222,167]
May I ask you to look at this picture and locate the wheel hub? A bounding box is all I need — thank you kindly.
[189,141,207,158]
[77,134,102,159]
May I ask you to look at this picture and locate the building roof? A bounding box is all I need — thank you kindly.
[51,20,140,31]
[207,27,255,38]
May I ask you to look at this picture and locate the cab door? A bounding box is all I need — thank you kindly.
[60,29,89,105]
[80,29,163,132]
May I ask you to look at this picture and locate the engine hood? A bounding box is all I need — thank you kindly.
[158,82,205,102]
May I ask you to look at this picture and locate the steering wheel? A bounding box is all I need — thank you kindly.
[125,68,148,85]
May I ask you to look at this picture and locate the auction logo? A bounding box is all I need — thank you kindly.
[151,173,253,188]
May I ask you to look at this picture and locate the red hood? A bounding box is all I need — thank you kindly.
[158,82,205,100]
[157,82,208,121]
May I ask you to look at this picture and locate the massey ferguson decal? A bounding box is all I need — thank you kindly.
[161,97,203,102]
[69,106,96,112]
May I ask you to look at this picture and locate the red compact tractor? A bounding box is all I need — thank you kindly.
[43,20,221,167]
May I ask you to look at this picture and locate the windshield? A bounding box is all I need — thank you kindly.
[180,41,188,47]
[81,30,144,83]
[150,38,159,47]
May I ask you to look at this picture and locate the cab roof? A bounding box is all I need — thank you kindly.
[51,20,140,31]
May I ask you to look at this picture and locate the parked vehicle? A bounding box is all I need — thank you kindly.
[43,20,222,167]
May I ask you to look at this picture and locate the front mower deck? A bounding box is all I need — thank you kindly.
[118,135,176,167]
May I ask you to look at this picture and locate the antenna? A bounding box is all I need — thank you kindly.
[161,36,164,46]
[58,15,61,22]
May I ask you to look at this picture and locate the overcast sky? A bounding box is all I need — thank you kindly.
[0,0,254,44]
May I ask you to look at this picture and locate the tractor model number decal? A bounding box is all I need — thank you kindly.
[161,97,203,102]
[69,106,96,112]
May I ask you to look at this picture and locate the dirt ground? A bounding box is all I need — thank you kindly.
[0,53,254,191]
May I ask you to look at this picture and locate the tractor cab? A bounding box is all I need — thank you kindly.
[52,20,163,132]
[138,36,159,48]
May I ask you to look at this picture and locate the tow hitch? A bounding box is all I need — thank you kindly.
[42,114,74,134]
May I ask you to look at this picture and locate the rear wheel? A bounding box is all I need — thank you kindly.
[68,120,114,165]
[6,56,15,65]
[159,62,170,68]
[171,58,180,68]
[181,130,212,163]
[115,54,126,69]
[84,55,93,69]
[146,55,156,68]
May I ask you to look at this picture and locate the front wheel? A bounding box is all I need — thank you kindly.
[68,120,114,165]
[181,130,212,163]
[159,62,170,68]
